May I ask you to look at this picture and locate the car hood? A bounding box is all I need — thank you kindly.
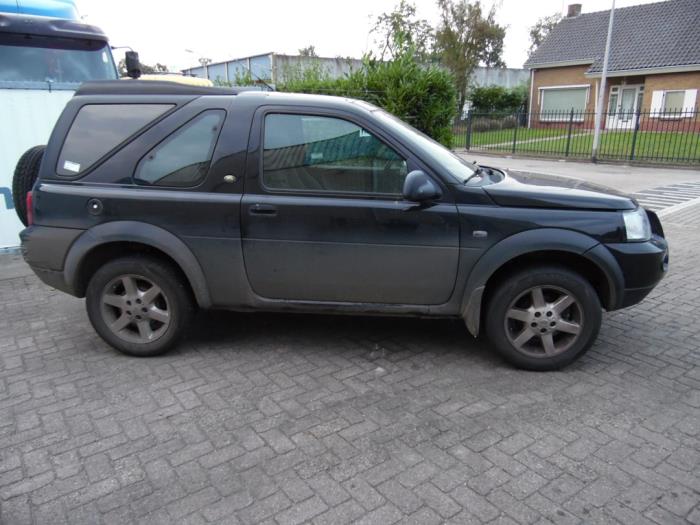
[483,170,637,211]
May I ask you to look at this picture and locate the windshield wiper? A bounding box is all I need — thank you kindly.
[463,163,487,185]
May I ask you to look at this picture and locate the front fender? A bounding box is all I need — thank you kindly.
[460,228,624,336]
[63,221,212,308]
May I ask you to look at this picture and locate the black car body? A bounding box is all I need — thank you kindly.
[19,81,669,369]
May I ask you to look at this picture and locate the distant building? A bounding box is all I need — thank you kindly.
[470,67,529,90]
[183,52,528,91]
[181,52,364,85]
[524,0,699,130]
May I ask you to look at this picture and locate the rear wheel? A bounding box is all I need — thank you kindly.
[12,145,45,226]
[85,256,194,356]
[485,266,601,371]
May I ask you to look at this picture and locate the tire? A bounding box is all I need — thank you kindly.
[485,266,602,371]
[12,145,45,226]
[85,256,194,357]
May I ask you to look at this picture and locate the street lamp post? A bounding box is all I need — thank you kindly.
[198,57,212,80]
[592,0,616,162]
[185,49,212,80]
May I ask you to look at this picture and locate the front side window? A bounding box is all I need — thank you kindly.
[263,113,408,194]
[57,104,172,176]
[540,87,588,121]
[135,110,225,187]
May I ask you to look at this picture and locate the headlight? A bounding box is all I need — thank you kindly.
[623,208,651,241]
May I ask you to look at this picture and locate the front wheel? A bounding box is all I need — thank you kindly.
[485,266,602,371]
[85,256,194,357]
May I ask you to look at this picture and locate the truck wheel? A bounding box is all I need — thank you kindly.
[85,256,194,357]
[485,266,601,371]
[12,145,46,226]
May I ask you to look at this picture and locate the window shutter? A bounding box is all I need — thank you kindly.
[650,90,663,117]
[682,89,697,114]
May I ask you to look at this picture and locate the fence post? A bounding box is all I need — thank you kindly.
[565,109,575,157]
[465,113,473,150]
[629,107,641,161]
[512,111,520,154]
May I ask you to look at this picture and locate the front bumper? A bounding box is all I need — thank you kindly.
[604,234,669,309]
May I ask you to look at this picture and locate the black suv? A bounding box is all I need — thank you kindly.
[17,81,668,370]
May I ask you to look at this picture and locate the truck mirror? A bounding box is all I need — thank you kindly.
[125,51,142,79]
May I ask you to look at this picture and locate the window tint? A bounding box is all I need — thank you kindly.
[135,110,225,187]
[57,104,172,176]
[263,114,407,194]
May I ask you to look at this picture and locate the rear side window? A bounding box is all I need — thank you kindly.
[134,110,225,187]
[57,104,171,176]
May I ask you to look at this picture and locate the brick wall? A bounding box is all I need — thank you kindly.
[529,65,595,128]
[642,71,700,111]
[641,71,700,132]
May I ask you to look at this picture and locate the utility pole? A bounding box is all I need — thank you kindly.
[592,0,615,162]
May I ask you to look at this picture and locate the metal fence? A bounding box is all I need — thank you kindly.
[453,109,700,165]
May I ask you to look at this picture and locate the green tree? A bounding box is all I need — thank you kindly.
[298,45,318,57]
[469,84,527,113]
[276,47,457,147]
[528,13,562,56]
[434,0,506,112]
[372,0,434,60]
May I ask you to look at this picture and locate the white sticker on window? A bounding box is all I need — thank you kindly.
[63,160,81,173]
[102,51,108,63]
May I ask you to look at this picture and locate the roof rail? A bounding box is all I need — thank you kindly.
[75,80,242,96]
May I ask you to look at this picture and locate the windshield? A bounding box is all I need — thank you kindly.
[0,33,117,85]
[372,109,476,183]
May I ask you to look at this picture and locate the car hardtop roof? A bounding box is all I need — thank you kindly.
[75,82,380,112]
[237,90,381,112]
[0,12,108,41]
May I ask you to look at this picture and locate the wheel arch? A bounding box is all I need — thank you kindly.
[64,221,212,308]
[461,228,624,336]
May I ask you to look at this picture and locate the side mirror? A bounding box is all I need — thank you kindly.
[402,170,442,202]
[125,51,142,79]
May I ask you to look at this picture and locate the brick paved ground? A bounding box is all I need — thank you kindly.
[0,210,698,524]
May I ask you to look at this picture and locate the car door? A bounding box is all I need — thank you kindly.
[240,107,460,305]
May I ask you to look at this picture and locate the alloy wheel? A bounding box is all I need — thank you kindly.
[504,285,584,358]
[100,274,170,344]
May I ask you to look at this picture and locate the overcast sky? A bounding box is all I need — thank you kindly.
[78,0,662,71]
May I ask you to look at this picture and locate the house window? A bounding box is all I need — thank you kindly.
[608,87,618,116]
[662,91,685,115]
[539,86,588,121]
[650,89,698,118]
[636,86,644,113]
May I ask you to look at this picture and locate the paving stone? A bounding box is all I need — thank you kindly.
[0,213,699,524]
[273,495,327,525]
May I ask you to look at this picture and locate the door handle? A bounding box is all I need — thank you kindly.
[249,203,278,216]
